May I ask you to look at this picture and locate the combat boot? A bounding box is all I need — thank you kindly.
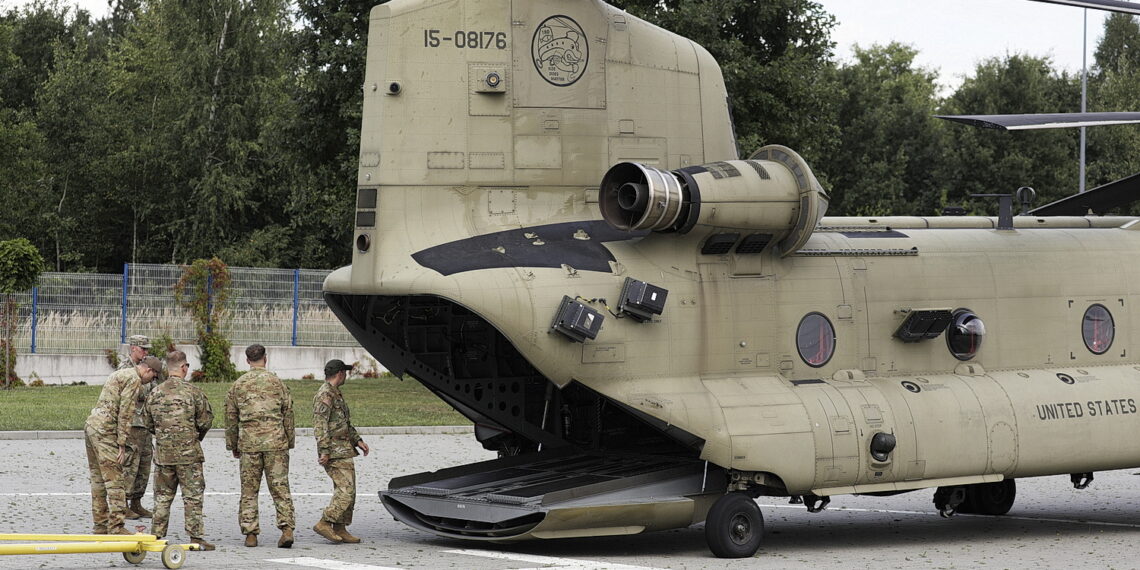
[312,521,342,543]
[333,524,360,544]
[124,508,140,520]
[190,538,215,551]
[110,527,134,535]
[278,527,294,548]
[129,498,152,518]
[244,534,258,547]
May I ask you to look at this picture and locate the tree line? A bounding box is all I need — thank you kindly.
[4,0,1140,274]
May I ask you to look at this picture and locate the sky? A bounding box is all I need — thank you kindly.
[0,0,1118,90]
[824,0,1110,90]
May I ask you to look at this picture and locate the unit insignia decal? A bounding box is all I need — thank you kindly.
[532,15,588,86]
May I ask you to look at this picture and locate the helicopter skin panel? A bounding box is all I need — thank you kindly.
[936,112,1140,130]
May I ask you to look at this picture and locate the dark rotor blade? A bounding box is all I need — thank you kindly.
[936,112,1140,130]
[1025,0,1140,15]
[1030,171,1140,215]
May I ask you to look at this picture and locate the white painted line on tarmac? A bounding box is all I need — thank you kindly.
[446,548,667,570]
[266,557,399,570]
[759,503,1140,528]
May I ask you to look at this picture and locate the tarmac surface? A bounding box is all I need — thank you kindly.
[1,432,1139,569]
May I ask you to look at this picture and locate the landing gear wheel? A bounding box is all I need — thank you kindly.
[161,545,186,569]
[969,479,1016,515]
[122,549,146,564]
[705,492,764,558]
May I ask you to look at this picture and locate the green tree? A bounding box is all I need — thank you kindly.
[1086,13,1140,197]
[276,0,379,269]
[0,238,45,388]
[34,0,301,271]
[828,43,945,215]
[611,0,840,165]
[0,107,49,248]
[34,30,123,271]
[938,55,1080,213]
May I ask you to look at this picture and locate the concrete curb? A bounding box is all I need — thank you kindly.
[0,425,475,440]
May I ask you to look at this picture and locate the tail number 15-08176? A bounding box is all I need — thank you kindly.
[424,29,508,49]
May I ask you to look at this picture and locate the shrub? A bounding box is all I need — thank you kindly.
[104,348,121,370]
[152,333,177,356]
[175,258,238,383]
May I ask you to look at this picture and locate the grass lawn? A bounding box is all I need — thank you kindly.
[0,375,468,431]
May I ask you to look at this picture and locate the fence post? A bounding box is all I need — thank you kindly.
[30,287,38,354]
[206,272,213,334]
[120,263,129,344]
[292,269,300,347]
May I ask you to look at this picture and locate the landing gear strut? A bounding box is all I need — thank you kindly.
[935,479,1017,517]
[1071,472,1094,489]
[705,492,764,558]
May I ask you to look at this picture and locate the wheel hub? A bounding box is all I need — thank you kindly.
[730,513,752,544]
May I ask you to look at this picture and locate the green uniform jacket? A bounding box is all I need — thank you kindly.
[313,382,361,459]
[224,368,295,452]
[85,368,142,447]
[144,377,214,465]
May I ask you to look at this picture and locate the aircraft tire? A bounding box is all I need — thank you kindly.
[705,492,764,558]
[969,479,1016,515]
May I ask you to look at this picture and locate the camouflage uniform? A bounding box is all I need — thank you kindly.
[313,381,363,525]
[119,358,154,504]
[144,377,213,540]
[84,367,142,533]
[225,367,295,536]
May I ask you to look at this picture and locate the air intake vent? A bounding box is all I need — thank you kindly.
[701,233,740,255]
[736,233,772,254]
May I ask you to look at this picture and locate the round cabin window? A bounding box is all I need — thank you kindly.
[946,309,985,361]
[1082,304,1114,355]
[796,312,836,368]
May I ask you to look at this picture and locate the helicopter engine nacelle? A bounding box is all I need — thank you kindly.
[598,145,829,255]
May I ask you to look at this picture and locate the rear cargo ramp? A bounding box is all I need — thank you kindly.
[381,449,726,541]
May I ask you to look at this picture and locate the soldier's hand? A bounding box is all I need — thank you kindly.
[116,446,125,465]
[318,453,330,466]
[358,441,370,456]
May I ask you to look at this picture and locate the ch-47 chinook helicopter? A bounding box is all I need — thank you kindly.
[323,0,1140,558]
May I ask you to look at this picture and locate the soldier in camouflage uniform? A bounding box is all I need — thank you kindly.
[312,359,370,544]
[84,355,161,534]
[118,334,156,519]
[225,344,296,548]
[144,350,215,551]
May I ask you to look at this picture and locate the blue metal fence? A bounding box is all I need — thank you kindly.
[16,263,356,354]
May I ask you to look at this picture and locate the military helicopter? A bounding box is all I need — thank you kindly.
[323,0,1140,558]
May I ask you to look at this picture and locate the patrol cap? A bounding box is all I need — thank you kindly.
[139,356,163,373]
[324,359,354,378]
[127,335,152,348]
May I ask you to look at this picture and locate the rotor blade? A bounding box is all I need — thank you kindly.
[935,112,1140,130]
[1025,0,1140,16]
[1030,171,1140,215]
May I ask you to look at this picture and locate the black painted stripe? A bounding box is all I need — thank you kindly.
[411,221,648,276]
[791,379,827,386]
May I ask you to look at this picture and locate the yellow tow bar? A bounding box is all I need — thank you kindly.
[0,533,198,568]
